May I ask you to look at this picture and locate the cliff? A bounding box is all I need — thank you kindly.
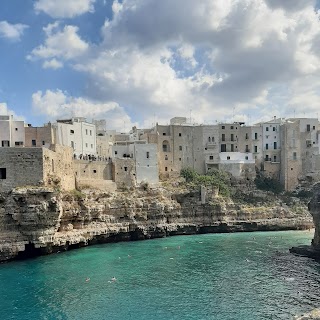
[0,184,313,262]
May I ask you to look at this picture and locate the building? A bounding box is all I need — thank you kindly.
[0,115,25,147]
[54,118,97,157]
[25,122,55,148]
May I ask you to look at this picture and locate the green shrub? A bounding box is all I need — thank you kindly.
[255,176,283,194]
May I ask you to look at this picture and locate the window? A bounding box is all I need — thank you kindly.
[165,155,168,160]
[227,156,230,160]
[70,130,74,134]
[91,144,93,148]
[115,151,118,155]
[0,168,6,179]
[93,170,97,173]
[307,124,311,132]
[15,128,18,131]
[265,155,269,161]
[179,133,182,137]
[245,133,249,140]
[146,152,149,159]
[124,167,128,172]
[222,134,225,141]
[90,130,92,136]
[254,146,258,153]
[245,145,249,152]
[179,146,182,151]
[15,141,23,146]
[255,133,258,140]
[165,167,168,172]
[221,144,226,152]
[231,144,234,152]
[274,142,277,150]
[163,133,166,136]
[179,158,181,161]
[32,140,36,146]
[85,143,88,148]
[273,127,276,132]
[222,126,225,129]
[231,134,234,141]
[86,129,88,135]
[42,141,45,145]
[208,137,211,142]
[273,155,277,162]
[1,140,9,147]
[231,126,234,129]
[266,127,269,131]
[209,155,213,160]
[266,143,268,150]
[71,141,74,148]
[313,126,316,130]
[245,156,248,160]
[162,140,170,152]
[293,152,297,160]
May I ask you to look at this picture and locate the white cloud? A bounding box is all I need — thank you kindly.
[0,102,24,120]
[28,22,89,65]
[32,90,134,130]
[43,58,63,69]
[0,21,28,41]
[30,0,320,126]
[34,0,95,18]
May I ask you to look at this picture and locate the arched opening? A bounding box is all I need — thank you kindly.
[162,140,170,152]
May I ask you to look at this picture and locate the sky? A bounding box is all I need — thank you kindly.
[1,0,320,131]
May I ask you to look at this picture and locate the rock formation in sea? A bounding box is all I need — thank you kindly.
[0,181,313,262]
[290,182,320,260]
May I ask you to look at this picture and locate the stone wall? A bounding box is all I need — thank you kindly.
[43,145,75,191]
[0,148,44,191]
[25,123,55,148]
[113,158,136,188]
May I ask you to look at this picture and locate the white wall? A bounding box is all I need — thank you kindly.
[0,115,25,147]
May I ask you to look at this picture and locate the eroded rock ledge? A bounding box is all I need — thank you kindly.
[0,186,313,262]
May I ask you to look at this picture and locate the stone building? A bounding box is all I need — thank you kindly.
[0,145,75,192]
[0,115,25,147]
[25,122,56,148]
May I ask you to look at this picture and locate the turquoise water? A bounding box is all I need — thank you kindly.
[0,231,319,320]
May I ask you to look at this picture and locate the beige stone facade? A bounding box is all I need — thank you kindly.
[25,122,55,148]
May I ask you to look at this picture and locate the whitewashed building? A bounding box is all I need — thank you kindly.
[0,115,25,147]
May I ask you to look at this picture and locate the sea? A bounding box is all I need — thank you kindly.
[0,230,319,320]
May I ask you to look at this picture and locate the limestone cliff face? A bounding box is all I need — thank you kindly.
[307,183,320,248]
[0,186,313,262]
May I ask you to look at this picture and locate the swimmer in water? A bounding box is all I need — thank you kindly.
[111,277,117,282]
[85,277,90,282]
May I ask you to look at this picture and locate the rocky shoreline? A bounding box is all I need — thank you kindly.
[0,184,313,262]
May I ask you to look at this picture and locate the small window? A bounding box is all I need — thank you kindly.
[208,137,211,142]
[0,168,6,179]
[227,156,230,160]
[266,127,269,131]
[124,167,128,172]
[179,146,182,151]
[90,130,92,136]
[85,143,88,148]
[274,155,277,162]
[91,144,93,148]
[231,126,234,129]
[163,133,166,136]
[179,158,181,161]
[307,124,311,132]
[293,152,297,160]
[209,156,213,160]
[93,170,97,173]
[245,133,248,140]
[273,127,276,131]
[70,130,74,134]
[146,152,149,158]
[86,129,88,135]
[266,143,268,150]
[222,126,225,129]
[274,142,277,150]
[179,133,181,137]
[165,167,168,171]
[15,141,23,146]
[15,128,18,131]
[245,156,248,160]
[165,155,168,160]
[32,140,36,146]
[254,133,258,140]
[71,141,74,148]
[42,141,45,145]
[254,146,258,153]
[115,151,118,155]
[222,134,225,141]
[313,126,316,130]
